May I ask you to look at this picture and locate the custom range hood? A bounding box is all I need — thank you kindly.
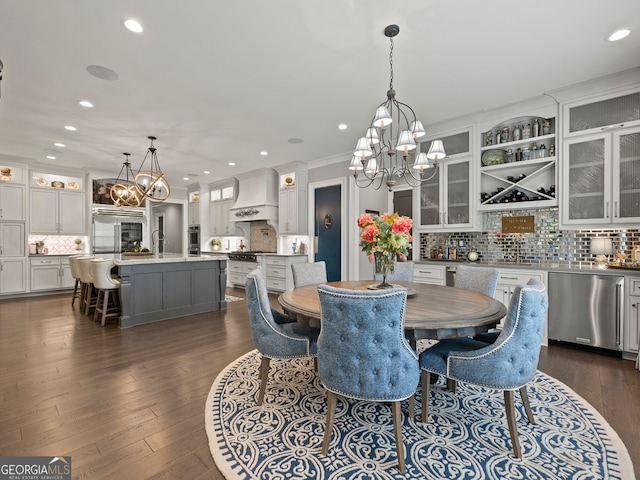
[229,168,278,228]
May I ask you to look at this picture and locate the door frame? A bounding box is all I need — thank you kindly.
[307,176,354,281]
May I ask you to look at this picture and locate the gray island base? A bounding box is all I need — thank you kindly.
[115,254,227,328]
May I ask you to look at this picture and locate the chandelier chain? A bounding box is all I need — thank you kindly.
[388,37,394,91]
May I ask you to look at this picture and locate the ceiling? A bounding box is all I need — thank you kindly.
[1,0,639,192]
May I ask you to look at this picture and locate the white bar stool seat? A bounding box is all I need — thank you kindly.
[68,255,85,307]
[90,259,121,327]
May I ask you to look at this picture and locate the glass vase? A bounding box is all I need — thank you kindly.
[374,251,396,289]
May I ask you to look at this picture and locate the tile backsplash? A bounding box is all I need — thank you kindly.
[419,208,639,263]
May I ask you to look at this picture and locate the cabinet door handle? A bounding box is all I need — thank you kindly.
[615,284,622,346]
[600,123,625,131]
[41,260,53,264]
[614,201,618,218]
[605,202,610,218]
[500,276,518,280]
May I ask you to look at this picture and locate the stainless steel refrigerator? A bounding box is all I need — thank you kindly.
[548,272,624,352]
[92,207,146,254]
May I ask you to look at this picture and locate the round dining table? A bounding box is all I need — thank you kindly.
[278,280,508,342]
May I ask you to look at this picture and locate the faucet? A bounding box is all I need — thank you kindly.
[151,229,165,254]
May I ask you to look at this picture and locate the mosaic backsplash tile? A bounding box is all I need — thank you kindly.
[418,208,639,264]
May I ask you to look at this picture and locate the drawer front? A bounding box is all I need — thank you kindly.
[228,261,244,273]
[30,257,61,266]
[497,270,543,285]
[229,272,245,285]
[266,277,287,291]
[266,265,287,279]
[630,278,640,296]
[266,256,287,267]
[242,263,259,274]
[414,266,444,280]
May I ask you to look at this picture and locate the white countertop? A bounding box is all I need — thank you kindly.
[110,253,228,265]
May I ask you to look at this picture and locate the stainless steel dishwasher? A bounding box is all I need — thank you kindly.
[548,272,624,353]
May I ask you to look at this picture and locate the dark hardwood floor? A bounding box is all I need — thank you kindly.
[1,289,639,479]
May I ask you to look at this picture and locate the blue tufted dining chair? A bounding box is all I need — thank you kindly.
[291,261,327,287]
[245,269,320,405]
[455,264,499,297]
[373,260,414,282]
[419,279,548,458]
[317,284,419,473]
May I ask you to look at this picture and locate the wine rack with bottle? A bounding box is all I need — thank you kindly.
[479,113,557,211]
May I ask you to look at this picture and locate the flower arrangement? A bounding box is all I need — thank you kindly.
[358,212,412,261]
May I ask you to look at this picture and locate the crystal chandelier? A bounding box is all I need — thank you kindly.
[110,153,144,207]
[349,25,446,190]
[135,136,171,202]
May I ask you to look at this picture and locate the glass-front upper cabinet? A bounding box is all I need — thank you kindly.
[560,89,640,228]
[415,127,478,232]
[561,126,640,226]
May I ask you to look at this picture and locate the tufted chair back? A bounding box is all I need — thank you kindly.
[291,261,327,287]
[373,260,414,282]
[446,278,547,389]
[418,278,548,459]
[455,264,499,297]
[245,268,320,405]
[317,284,419,471]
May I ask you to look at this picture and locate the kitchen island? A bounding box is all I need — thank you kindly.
[113,254,227,328]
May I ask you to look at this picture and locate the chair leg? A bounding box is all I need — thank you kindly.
[504,390,522,458]
[257,356,270,405]
[408,394,414,420]
[93,290,103,322]
[391,401,406,473]
[101,290,110,326]
[519,385,535,424]
[321,390,336,456]
[447,378,457,393]
[72,279,80,307]
[421,370,431,422]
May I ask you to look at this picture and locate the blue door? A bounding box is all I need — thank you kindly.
[314,185,341,281]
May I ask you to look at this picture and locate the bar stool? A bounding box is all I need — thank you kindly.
[90,259,121,327]
[68,255,86,307]
[77,256,97,316]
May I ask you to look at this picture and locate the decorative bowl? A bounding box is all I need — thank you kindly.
[481,149,507,166]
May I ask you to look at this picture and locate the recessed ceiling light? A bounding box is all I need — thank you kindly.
[260,151,268,156]
[337,124,348,130]
[46,155,56,160]
[123,18,144,33]
[228,162,236,166]
[64,125,77,131]
[78,100,93,108]
[54,142,65,148]
[203,170,210,174]
[183,177,190,181]
[608,29,630,41]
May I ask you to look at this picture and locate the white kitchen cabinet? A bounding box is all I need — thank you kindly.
[560,89,640,228]
[228,260,260,287]
[188,202,200,225]
[30,189,86,234]
[30,256,74,291]
[277,168,307,235]
[625,277,640,354]
[264,254,308,292]
[209,181,237,236]
[0,183,26,221]
[416,129,478,232]
[412,264,445,285]
[0,222,25,257]
[0,258,26,294]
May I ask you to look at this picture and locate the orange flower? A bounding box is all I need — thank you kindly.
[357,213,373,228]
[391,215,412,233]
[361,224,379,243]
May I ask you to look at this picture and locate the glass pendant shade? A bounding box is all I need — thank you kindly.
[349,155,364,171]
[354,137,373,157]
[396,129,417,151]
[372,106,392,128]
[426,139,446,160]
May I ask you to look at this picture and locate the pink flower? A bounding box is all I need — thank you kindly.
[391,215,412,233]
[398,252,407,262]
[368,253,374,262]
[361,224,379,243]
[357,213,373,228]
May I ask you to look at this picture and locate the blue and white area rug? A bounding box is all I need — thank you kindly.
[205,350,635,479]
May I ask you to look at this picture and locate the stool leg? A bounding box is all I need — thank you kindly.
[93,289,103,322]
[101,290,110,326]
[72,279,80,307]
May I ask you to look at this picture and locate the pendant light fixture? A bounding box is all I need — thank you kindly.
[349,25,445,190]
[135,136,170,202]
[110,153,144,207]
